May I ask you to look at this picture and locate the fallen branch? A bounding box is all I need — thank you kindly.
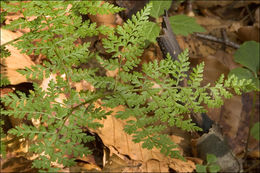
[194,33,240,49]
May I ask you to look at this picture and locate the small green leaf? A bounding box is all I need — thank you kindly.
[229,67,259,88]
[196,164,207,173]
[169,15,206,36]
[229,67,254,80]
[250,122,260,141]
[234,41,259,75]
[208,164,221,173]
[149,1,172,18]
[144,22,160,43]
[207,154,217,164]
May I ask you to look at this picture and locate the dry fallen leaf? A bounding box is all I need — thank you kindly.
[88,1,123,31]
[1,156,38,173]
[1,28,35,85]
[195,1,232,8]
[219,96,243,140]
[195,16,224,30]
[237,26,260,42]
[200,54,230,86]
[214,50,240,70]
[88,103,196,172]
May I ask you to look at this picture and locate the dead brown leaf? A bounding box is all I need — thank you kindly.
[195,16,225,30]
[195,1,260,9]
[1,28,35,85]
[237,26,260,42]
[200,54,230,86]
[214,50,241,70]
[220,96,243,139]
[88,103,196,172]
[1,156,38,173]
[88,1,123,30]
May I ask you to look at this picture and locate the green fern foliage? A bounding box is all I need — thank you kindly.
[0,1,256,171]
[0,46,11,86]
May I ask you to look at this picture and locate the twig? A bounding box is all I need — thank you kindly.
[221,28,228,50]
[245,4,254,23]
[194,33,240,49]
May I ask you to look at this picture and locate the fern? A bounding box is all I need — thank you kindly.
[0,46,11,86]
[0,1,256,171]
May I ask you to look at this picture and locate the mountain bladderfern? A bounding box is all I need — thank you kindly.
[0,1,256,171]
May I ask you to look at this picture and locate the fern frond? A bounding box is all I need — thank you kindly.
[74,1,124,15]
[1,1,256,171]
[102,3,152,71]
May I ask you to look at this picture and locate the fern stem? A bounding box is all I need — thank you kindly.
[57,92,112,138]
[113,55,123,92]
[53,48,72,94]
[1,37,21,47]
[51,91,111,149]
[146,89,160,107]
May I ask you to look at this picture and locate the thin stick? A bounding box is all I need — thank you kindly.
[194,33,240,49]
[245,4,254,23]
